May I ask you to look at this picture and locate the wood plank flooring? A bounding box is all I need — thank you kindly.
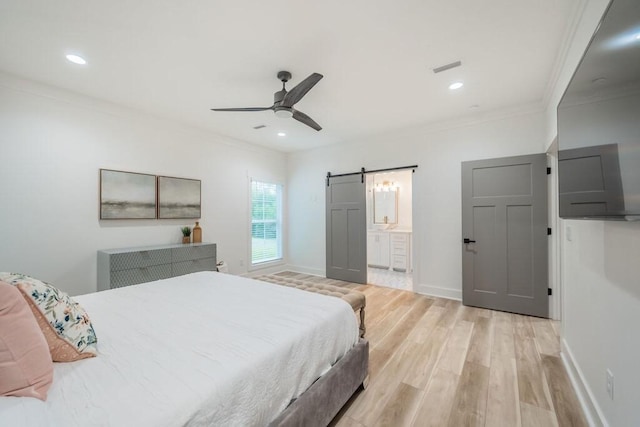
[264,272,587,427]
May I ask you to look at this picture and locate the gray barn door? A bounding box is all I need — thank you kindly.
[462,154,548,317]
[326,174,367,284]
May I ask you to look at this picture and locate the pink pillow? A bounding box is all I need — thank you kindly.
[0,272,97,362]
[0,280,53,400]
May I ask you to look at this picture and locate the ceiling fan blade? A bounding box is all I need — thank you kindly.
[211,106,273,112]
[281,73,323,107]
[292,109,322,131]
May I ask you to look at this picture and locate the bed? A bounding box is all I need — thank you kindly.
[0,271,369,426]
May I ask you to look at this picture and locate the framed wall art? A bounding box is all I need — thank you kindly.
[157,176,201,219]
[100,169,157,219]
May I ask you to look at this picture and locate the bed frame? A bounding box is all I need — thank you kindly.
[270,339,369,427]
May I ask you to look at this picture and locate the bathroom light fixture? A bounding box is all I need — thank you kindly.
[449,82,464,90]
[374,181,397,192]
[277,132,286,137]
[65,54,87,65]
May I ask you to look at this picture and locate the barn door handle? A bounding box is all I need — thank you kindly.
[463,238,476,244]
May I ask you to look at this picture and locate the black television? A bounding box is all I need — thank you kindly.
[557,0,640,220]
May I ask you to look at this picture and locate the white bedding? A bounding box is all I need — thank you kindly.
[0,271,359,426]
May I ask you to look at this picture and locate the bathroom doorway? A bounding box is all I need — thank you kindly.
[366,170,413,291]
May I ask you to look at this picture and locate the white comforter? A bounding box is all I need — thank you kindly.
[0,271,359,426]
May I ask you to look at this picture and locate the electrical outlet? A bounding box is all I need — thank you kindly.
[606,369,614,400]
[566,225,573,242]
[239,259,244,267]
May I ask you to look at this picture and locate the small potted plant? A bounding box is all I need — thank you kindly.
[181,226,192,244]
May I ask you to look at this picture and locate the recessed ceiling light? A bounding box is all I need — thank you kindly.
[277,132,286,137]
[449,82,464,90]
[66,54,87,65]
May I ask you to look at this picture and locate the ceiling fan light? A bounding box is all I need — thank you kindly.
[274,108,293,118]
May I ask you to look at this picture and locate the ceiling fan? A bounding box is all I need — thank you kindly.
[211,71,323,131]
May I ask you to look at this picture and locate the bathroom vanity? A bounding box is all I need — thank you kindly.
[367,230,412,272]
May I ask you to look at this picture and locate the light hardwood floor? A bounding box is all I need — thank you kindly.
[268,272,587,427]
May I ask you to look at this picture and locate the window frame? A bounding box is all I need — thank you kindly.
[248,178,284,270]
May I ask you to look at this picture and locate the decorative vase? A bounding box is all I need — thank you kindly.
[193,221,202,243]
[182,236,191,244]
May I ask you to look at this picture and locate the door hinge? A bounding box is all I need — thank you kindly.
[548,288,553,296]
[547,167,551,175]
[547,228,552,235]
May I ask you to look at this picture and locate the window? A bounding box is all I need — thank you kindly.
[251,180,283,265]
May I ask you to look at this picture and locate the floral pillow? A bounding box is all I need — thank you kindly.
[0,273,97,362]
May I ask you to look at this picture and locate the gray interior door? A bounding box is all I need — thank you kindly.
[462,154,548,317]
[326,174,367,284]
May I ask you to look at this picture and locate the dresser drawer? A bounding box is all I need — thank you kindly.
[110,265,172,288]
[172,257,216,276]
[172,245,216,262]
[110,249,171,271]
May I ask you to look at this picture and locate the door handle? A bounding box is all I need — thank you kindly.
[463,238,476,244]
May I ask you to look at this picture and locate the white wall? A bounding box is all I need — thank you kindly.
[0,73,286,296]
[560,220,640,427]
[544,1,640,425]
[287,110,547,298]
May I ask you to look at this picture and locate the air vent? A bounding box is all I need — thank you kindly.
[433,60,462,74]
[253,125,266,129]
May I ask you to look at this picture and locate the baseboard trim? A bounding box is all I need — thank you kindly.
[414,284,462,301]
[561,339,608,427]
[243,263,288,277]
[283,264,326,277]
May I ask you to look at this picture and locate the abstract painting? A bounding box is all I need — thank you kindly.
[157,176,201,219]
[100,169,157,219]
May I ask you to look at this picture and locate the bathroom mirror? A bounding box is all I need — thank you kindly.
[374,189,398,224]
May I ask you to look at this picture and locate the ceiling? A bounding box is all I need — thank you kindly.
[0,0,580,152]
